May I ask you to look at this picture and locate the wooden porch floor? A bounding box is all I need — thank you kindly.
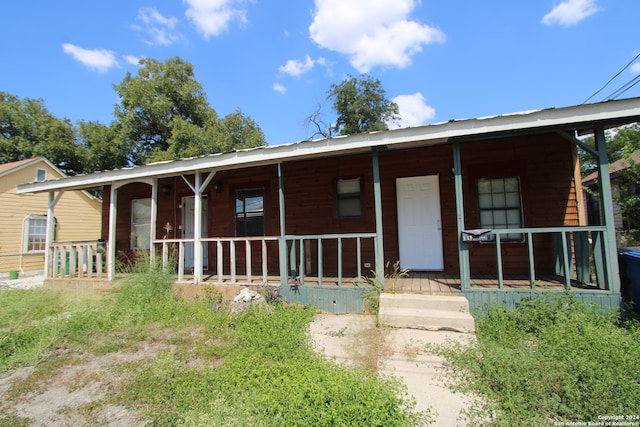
[179,271,601,295]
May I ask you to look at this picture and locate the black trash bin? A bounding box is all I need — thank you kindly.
[619,247,640,313]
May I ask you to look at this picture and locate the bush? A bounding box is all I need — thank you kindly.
[436,293,640,426]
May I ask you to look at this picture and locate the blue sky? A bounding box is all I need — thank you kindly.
[2,0,639,146]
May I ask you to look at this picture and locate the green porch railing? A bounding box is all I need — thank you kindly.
[462,226,608,291]
[284,233,378,287]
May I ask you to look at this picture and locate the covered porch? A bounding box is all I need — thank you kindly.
[20,98,640,314]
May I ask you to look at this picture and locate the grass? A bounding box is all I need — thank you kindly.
[434,292,640,426]
[0,265,431,426]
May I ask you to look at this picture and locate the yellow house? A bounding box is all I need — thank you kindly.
[0,157,102,276]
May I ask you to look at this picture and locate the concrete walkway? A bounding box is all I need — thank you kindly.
[309,314,477,427]
[0,273,45,290]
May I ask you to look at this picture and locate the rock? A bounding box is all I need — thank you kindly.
[229,287,270,315]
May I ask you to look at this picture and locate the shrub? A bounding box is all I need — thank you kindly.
[436,293,640,426]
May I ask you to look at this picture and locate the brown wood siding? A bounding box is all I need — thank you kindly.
[101,132,580,277]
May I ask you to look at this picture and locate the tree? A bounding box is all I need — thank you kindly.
[327,74,399,136]
[0,92,86,175]
[580,124,640,234]
[77,120,129,172]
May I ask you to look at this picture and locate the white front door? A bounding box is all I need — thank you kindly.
[396,175,444,270]
[182,196,208,270]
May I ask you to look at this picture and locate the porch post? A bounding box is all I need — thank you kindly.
[193,172,202,284]
[371,149,385,284]
[278,163,288,287]
[150,178,158,266]
[453,140,471,290]
[595,126,621,293]
[44,190,63,279]
[107,184,117,281]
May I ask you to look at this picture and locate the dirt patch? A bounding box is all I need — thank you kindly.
[0,345,163,426]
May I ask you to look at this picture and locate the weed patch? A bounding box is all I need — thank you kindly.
[435,293,640,426]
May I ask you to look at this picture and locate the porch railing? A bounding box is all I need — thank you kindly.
[463,226,609,290]
[285,233,378,286]
[152,232,378,286]
[48,240,106,279]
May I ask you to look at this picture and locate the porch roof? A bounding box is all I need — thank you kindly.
[17,96,640,194]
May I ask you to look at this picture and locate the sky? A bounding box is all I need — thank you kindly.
[2,0,640,146]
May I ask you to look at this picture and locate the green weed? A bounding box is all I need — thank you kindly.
[435,293,640,426]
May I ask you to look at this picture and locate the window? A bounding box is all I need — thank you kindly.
[477,177,523,242]
[236,189,264,236]
[35,168,47,182]
[131,198,151,250]
[24,215,48,253]
[337,178,361,218]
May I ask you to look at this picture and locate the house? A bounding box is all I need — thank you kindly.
[583,150,640,244]
[0,157,102,277]
[17,97,640,314]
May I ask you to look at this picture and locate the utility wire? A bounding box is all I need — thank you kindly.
[583,52,640,104]
[604,74,640,101]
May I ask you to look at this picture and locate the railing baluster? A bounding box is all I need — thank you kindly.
[299,239,305,286]
[162,242,169,272]
[318,238,323,286]
[561,231,571,290]
[262,240,268,284]
[496,234,503,289]
[217,240,223,283]
[356,237,362,286]
[246,240,252,284]
[230,241,236,284]
[178,241,184,282]
[337,237,343,287]
[527,232,535,288]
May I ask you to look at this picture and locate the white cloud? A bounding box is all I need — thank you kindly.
[62,43,118,72]
[184,0,248,39]
[124,55,142,66]
[273,82,287,94]
[632,61,640,74]
[542,0,600,27]
[309,0,445,72]
[279,55,317,77]
[134,7,180,45]
[389,92,435,129]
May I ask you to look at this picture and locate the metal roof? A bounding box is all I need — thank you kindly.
[17,96,640,194]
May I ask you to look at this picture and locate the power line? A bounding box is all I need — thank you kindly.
[583,52,640,104]
[604,73,640,101]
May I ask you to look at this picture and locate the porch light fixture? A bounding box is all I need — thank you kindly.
[214,181,223,193]
[162,184,171,196]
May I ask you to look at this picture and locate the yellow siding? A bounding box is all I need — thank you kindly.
[0,161,102,273]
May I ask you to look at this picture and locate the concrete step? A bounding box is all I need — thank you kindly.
[380,293,471,313]
[378,293,475,333]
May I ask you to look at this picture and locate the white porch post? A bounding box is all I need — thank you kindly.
[595,126,621,293]
[189,171,215,284]
[194,172,202,283]
[44,190,63,278]
[107,184,117,281]
[150,178,158,265]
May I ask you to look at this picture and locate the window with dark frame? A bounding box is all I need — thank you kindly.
[236,189,265,236]
[337,178,361,218]
[477,176,524,242]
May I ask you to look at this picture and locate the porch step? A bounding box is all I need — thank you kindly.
[378,293,475,333]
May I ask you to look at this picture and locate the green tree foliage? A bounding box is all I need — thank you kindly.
[113,57,265,164]
[0,92,86,175]
[77,120,129,172]
[327,74,399,136]
[580,124,640,230]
